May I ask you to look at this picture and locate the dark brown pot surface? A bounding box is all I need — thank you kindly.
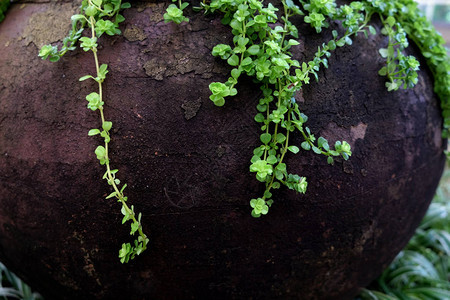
[0,1,446,299]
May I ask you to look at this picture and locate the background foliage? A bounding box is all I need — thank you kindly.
[357,170,450,300]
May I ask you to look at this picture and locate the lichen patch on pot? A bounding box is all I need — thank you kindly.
[124,25,146,42]
[181,98,202,120]
[320,122,368,149]
[350,122,368,141]
[22,3,77,49]
[143,58,167,80]
[143,53,212,80]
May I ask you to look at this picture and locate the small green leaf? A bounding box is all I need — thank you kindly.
[378,66,388,76]
[104,3,113,13]
[312,146,321,154]
[106,192,117,199]
[227,54,240,66]
[85,5,98,17]
[328,40,336,50]
[88,129,101,136]
[130,221,139,235]
[79,75,94,81]
[260,133,271,144]
[95,146,107,164]
[327,156,334,165]
[386,81,398,91]
[288,145,300,154]
[301,141,311,151]
[388,45,394,57]
[119,243,132,263]
[231,68,241,79]
[99,64,108,75]
[254,113,265,123]
[332,30,338,39]
[267,155,277,164]
[345,36,352,45]
[276,133,286,144]
[274,169,284,180]
[71,14,86,22]
[336,39,346,47]
[92,0,102,7]
[38,44,57,60]
[103,121,113,131]
[276,163,286,172]
[386,16,396,27]
[247,45,260,55]
[251,210,261,218]
[212,97,225,106]
[379,48,389,58]
[121,2,131,9]
[241,57,253,66]
[318,137,327,148]
[237,36,249,47]
[180,2,189,10]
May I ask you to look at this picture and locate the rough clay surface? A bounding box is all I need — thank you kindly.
[0,1,446,299]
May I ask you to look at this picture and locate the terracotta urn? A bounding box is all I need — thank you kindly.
[0,1,445,299]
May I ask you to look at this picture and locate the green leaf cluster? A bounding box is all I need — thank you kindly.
[164,0,189,24]
[301,0,336,33]
[375,16,419,91]
[119,208,149,263]
[250,198,273,217]
[200,0,368,217]
[364,0,450,136]
[195,0,449,217]
[38,0,128,62]
[0,0,10,24]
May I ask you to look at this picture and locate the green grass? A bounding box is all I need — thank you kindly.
[357,169,450,300]
[0,263,42,300]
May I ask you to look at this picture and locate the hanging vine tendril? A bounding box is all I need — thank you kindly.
[34,0,450,261]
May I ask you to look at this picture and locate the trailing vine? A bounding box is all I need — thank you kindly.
[199,0,359,217]
[365,0,450,136]
[178,0,450,217]
[39,0,149,264]
[8,0,445,260]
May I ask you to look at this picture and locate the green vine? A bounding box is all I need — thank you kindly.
[31,0,450,259]
[166,0,450,217]
[364,0,450,136]
[200,0,362,217]
[164,0,190,24]
[39,0,149,264]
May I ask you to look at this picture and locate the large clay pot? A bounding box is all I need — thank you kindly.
[0,1,445,299]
